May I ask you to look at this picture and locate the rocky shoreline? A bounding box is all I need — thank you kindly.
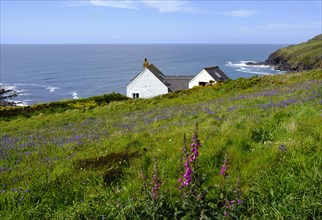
[0,89,21,107]
[246,51,321,72]
[263,50,321,72]
[247,34,322,72]
[243,57,294,72]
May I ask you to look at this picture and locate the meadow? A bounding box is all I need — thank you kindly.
[0,70,321,219]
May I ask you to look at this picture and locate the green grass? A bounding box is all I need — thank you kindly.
[0,70,321,219]
[0,92,128,119]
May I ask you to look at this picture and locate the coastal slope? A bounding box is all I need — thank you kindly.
[1,70,321,219]
[264,34,322,71]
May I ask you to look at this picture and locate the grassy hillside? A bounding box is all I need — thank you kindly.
[0,92,128,118]
[265,34,322,71]
[1,70,321,219]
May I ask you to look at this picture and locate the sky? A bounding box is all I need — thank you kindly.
[1,0,321,44]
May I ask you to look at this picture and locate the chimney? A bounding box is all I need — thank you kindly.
[143,58,149,69]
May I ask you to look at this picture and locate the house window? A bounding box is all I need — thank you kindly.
[132,93,139,99]
[198,82,207,86]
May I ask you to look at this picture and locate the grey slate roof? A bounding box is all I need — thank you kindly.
[148,64,193,91]
[163,76,193,92]
[147,64,165,80]
[203,66,230,81]
[126,64,166,87]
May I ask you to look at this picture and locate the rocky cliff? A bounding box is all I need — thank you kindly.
[264,34,322,71]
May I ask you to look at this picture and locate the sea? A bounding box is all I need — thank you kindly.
[0,44,287,105]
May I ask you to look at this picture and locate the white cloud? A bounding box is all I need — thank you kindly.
[85,0,197,13]
[142,0,194,13]
[89,0,137,9]
[222,10,255,17]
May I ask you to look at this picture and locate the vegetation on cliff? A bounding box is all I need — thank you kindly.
[265,34,322,71]
[1,70,321,219]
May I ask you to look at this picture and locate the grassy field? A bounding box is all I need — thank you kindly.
[1,70,321,219]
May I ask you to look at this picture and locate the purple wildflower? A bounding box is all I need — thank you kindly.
[151,175,162,199]
[279,144,287,152]
[151,157,162,199]
[179,123,202,191]
[189,124,201,163]
[179,160,193,189]
[220,154,229,177]
[220,165,226,175]
[220,157,243,217]
[189,154,196,163]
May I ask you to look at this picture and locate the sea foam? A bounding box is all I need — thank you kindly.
[226,61,277,75]
[71,91,79,99]
[46,86,60,93]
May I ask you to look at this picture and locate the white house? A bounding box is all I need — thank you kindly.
[188,66,230,88]
[126,63,168,99]
[126,59,229,99]
[126,59,193,98]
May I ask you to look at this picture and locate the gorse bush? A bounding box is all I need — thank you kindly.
[0,70,321,219]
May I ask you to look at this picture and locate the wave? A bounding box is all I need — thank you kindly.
[1,83,59,105]
[235,69,273,75]
[14,101,29,107]
[46,86,60,93]
[226,61,273,68]
[1,84,29,95]
[5,99,29,107]
[71,91,79,99]
[226,61,281,76]
[0,84,17,91]
[19,93,31,96]
[2,83,60,91]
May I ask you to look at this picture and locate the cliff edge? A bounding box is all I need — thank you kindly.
[264,34,322,71]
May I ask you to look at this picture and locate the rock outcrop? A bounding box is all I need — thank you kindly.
[0,89,18,106]
[264,34,322,71]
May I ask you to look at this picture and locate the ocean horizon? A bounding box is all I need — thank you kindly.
[1,44,287,105]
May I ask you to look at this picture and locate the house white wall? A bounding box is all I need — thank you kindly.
[189,69,217,88]
[126,69,169,98]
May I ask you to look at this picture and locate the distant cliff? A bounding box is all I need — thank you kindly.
[264,34,322,71]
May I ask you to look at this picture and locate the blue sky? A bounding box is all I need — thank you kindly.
[1,0,321,44]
